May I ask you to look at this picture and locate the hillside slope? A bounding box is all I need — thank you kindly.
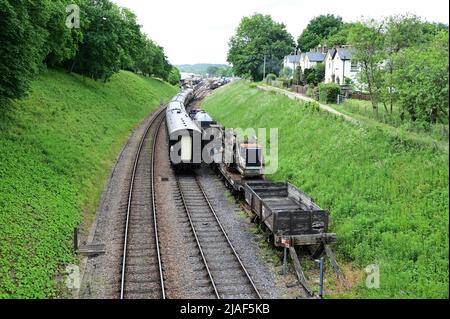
[0,70,177,298]
[203,81,449,298]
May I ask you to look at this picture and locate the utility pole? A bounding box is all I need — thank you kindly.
[263,55,266,80]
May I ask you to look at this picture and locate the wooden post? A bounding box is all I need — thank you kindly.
[324,244,350,289]
[289,246,314,296]
[73,227,79,252]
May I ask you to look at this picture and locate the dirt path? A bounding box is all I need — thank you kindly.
[257,85,360,125]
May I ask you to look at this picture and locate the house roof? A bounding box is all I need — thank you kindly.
[326,48,337,59]
[336,48,353,60]
[286,55,301,63]
[305,52,326,62]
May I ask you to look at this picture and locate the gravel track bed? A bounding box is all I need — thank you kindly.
[195,167,280,299]
[80,102,282,299]
[79,109,164,299]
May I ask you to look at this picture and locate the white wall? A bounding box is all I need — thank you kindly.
[330,56,359,85]
[324,53,334,83]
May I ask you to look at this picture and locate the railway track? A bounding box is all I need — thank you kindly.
[119,107,166,299]
[175,173,262,299]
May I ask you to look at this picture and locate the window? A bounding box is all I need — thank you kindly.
[246,148,262,167]
[351,61,358,72]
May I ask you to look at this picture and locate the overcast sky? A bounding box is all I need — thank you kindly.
[111,0,449,65]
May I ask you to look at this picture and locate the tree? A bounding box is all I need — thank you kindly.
[218,67,233,77]
[298,15,344,52]
[151,46,172,81]
[0,0,53,106]
[324,22,356,47]
[302,63,324,85]
[167,67,181,86]
[292,66,303,85]
[393,30,449,124]
[116,8,146,72]
[69,0,123,81]
[314,63,325,84]
[382,14,432,114]
[348,20,386,114]
[135,38,157,77]
[44,0,82,67]
[228,13,294,81]
[280,66,293,78]
[0,0,175,107]
[206,66,220,76]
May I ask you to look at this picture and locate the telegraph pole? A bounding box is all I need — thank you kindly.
[263,55,266,80]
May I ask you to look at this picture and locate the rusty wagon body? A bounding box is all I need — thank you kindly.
[243,181,336,249]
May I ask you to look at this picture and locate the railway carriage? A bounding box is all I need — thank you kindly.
[166,90,202,169]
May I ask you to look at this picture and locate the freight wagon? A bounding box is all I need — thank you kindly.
[243,181,336,254]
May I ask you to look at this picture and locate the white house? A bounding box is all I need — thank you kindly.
[300,52,326,71]
[324,47,360,85]
[283,52,301,77]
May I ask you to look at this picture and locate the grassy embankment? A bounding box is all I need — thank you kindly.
[0,69,177,298]
[327,98,449,144]
[203,81,449,298]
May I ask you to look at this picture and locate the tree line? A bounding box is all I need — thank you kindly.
[348,16,448,125]
[227,13,448,125]
[0,0,180,108]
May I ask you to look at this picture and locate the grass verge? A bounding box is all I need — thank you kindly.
[0,69,177,298]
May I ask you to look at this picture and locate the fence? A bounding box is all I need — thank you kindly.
[290,85,308,95]
[351,92,371,101]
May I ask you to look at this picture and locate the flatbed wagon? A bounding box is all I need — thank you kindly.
[243,181,336,252]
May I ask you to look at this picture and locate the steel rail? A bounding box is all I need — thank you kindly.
[194,175,262,299]
[176,176,221,299]
[120,107,166,299]
[151,115,166,299]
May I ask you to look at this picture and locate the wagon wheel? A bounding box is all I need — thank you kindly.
[306,243,325,259]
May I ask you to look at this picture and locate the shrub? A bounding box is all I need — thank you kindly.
[265,73,277,83]
[303,68,315,84]
[318,83,342,103]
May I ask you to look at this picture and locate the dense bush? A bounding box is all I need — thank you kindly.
[318,83,342,103]
[303,63,325,85]
[167,67,181,86]
[265,73,277,83]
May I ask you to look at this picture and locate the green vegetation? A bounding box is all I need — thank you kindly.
[303,63,326,86]
[348,15,449,124]
[297,14,344,52]
[228,13,294,81]
[318,83,342,103]
[330,99,449,143]
[0,0,176,107]
[167,67,181,86]
[0,69,177,298]
[203,81,449,298]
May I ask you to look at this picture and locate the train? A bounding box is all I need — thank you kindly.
[166,87,336,255]
[165,89,202,169]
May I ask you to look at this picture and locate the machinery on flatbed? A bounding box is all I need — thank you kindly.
[189,111,336,253]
